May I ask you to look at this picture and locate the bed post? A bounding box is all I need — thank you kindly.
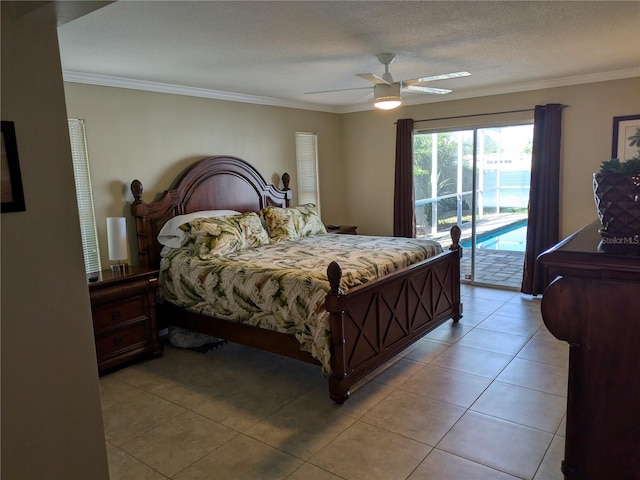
[130,179,152,268]
[325,261,350,404]
[448,224,463,321]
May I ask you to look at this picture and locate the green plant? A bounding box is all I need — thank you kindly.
[599,157,640,174]
[599,126,640,173]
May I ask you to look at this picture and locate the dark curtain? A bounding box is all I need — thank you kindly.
[394,118,416,237]
[521,104,563,295]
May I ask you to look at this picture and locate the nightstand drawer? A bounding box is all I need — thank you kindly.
[96,322,148,357]
[93,296,146,331]
[90,279,152,306]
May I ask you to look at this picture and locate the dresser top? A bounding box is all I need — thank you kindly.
[538,222,640,279]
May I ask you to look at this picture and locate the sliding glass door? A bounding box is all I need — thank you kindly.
[414,124,533,289]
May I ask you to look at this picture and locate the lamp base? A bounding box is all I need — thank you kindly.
[110,263,128,275]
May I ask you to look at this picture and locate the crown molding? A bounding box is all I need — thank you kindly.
[62,71,341,113]
[64,68,640,115]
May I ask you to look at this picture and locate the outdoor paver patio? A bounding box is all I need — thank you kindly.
[460,249,524,290]
[422,214,526,290]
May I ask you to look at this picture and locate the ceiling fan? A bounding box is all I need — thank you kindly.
[306,53,471,110]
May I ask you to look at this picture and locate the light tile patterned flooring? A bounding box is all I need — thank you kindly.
[101,285,567,480]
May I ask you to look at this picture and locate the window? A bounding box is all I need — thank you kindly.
[68,119,101,274]
[295,132,320,211]
[414,124,533,237]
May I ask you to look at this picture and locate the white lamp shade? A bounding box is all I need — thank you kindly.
[374,83,402,110]
[107,217,128,262]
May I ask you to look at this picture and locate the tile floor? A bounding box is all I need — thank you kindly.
[101,285,568,480]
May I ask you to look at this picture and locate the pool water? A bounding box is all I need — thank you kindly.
[462,222,528,252]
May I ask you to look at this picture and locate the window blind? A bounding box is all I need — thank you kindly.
[295,132,320,212]
[68,119,101,274]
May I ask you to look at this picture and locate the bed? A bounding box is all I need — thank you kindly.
[131,155,462,403]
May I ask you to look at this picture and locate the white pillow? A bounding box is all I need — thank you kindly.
[157,210,240,248]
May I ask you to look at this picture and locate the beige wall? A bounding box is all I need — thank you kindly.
[1,7,109,480]
[66,77,639,261]
[342,77,640,238]
[64,84,344,268]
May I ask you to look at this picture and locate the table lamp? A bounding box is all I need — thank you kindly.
[107,216,128,274]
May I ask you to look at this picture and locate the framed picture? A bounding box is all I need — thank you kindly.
[1,121,26,213]
[612,114,640,161]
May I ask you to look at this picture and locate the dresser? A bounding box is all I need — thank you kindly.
[89,266,163,373]
[326,224,358,234]
[538,222,640,480]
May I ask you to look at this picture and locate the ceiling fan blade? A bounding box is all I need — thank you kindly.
[403,85,452,95]
[304,86,372,95]
[404,71,471,85]
[356,73,391,85]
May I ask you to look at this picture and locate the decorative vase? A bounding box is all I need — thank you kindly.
[593,172,640,237]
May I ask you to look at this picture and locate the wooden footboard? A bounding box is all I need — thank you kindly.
[325,226,462,403]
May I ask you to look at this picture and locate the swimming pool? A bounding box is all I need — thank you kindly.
[461,220,528,252]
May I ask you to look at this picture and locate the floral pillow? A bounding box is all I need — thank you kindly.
[260,203,327,242]
[235,212,271,248]
[180,212,269,259]
[157,209,240,248]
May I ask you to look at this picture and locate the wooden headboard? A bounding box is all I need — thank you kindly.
[130,156,291,269]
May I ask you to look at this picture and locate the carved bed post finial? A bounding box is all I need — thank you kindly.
[131,179,143,204]
[449,225,462,256]
[327,261,344,296]
[281,172,291,207]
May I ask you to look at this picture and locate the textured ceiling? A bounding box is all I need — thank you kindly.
[57,1,640,113]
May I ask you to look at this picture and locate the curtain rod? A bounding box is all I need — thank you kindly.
[409,105,569,124]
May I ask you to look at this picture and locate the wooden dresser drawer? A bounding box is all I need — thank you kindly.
[95,322,148,357]
[92,296,146,331]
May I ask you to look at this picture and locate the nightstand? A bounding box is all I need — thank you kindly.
[88,266,163,373]
[326,225,358,235]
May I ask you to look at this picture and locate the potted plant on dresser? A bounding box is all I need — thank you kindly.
[593,125,640,243]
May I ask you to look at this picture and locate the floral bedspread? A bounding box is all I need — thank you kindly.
[159,234,443,374]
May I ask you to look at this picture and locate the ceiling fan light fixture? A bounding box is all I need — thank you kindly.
[375,98,402,110]
[374,83,402,110]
